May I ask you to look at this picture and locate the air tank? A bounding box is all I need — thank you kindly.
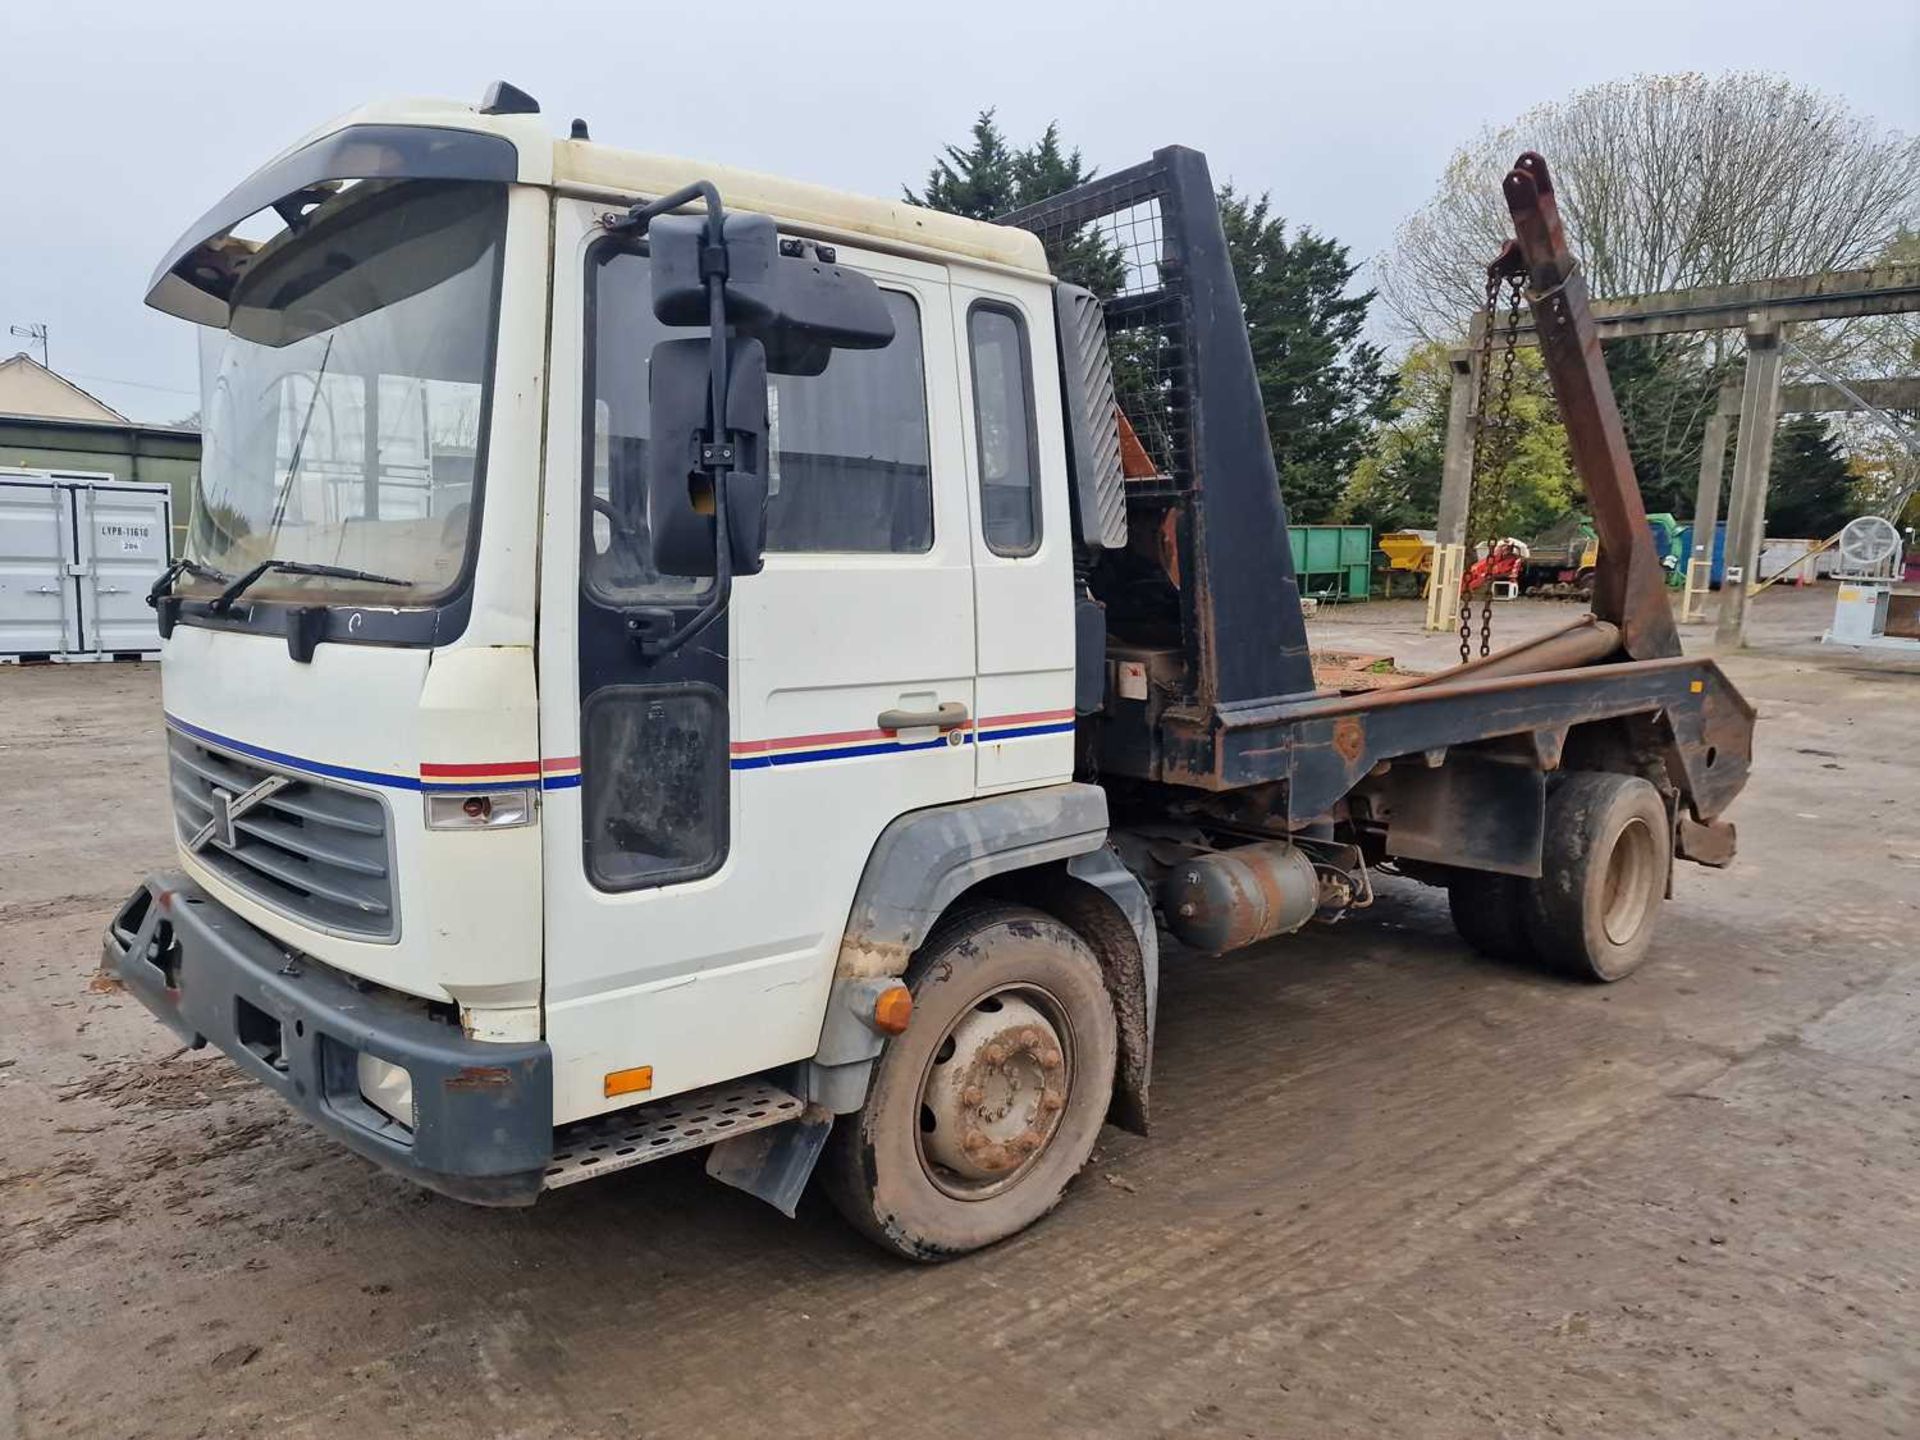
[1158,841,1321,954]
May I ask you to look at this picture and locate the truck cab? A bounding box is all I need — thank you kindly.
[105,86,1752,1258]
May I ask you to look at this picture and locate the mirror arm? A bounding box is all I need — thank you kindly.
[625,490,733,657]
[616,181,741,660]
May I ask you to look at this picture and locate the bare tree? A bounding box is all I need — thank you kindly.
[1372,74,1919,516]
[1379,73,1920,342]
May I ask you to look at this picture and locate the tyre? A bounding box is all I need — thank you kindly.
[1447,869,1538,964]
[1527,773,1671,982]
[824,903,1117,1261]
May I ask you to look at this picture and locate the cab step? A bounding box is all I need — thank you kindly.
[543,1079,805,1189]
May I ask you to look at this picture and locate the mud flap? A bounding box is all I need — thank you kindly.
[1676,812,1737,868]
[705,1103,836,1218]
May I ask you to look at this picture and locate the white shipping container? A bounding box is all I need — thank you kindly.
[1759,537,1821,587]
[0,469,172,660]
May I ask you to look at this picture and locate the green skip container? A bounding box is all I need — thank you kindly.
[1289,524,1372,602]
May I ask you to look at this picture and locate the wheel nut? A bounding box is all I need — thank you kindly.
[983,1044,1005,1065]
[1038,1092,1064,1113]
[961,1085,984,1107]
[963,1129,987,1152]
[1020,1027,1041,1047]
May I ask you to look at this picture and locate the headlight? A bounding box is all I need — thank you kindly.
[357,1053,415,1131]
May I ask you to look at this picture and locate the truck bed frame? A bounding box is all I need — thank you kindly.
[1004,149,1750,875]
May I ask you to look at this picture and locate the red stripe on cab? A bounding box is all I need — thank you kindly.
[419,760,542,778]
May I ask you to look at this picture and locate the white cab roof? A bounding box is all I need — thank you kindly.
[299,97,1053,278]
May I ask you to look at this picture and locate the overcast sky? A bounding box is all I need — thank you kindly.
[4,0,1916,423]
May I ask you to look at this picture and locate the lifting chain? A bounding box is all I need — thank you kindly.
[1459,267,1527,664]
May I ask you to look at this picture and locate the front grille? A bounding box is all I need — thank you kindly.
[168,729,398,941]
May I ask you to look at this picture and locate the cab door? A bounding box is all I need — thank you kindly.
[537,200,975,1124]
[950,280,1077,793]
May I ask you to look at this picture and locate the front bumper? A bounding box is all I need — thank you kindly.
[102,872,553,1205]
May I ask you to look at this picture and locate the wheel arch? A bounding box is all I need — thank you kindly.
[814,783,1158,1135]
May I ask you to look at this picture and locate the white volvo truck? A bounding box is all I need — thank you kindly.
[105,84,1753,1258]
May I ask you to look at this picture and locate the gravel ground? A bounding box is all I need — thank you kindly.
[2,586,1916,1439]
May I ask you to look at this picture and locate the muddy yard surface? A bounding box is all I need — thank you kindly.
[3,589,1917,1439]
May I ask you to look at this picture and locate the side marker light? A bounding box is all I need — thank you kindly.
[870,984,913,1036]
[604,1065,654,1098]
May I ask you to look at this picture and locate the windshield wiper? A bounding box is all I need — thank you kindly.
[147,558,233,609]
[208,560,414,614]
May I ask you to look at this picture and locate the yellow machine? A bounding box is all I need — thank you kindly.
[1378,528,1436,574]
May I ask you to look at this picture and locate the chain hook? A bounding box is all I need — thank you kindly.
[1460,265,1528,662]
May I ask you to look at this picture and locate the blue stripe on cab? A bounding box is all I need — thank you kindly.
[730,732,962,771]
[976,721,1076,742]
[166,713,421,791]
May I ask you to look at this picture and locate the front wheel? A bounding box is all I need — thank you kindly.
[824,904,1117,1261]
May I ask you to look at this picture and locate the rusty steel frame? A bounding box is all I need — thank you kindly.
[1011,145,1752,876]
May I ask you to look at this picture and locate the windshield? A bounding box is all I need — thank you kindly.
[184,180,506,606]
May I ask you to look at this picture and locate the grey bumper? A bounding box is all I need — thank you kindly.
[102,872,553,1205]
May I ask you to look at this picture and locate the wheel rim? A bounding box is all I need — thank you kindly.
[915,984,1074,1200]
[1601,816,1658,946]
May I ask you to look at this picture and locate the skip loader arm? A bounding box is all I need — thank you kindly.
[1497,152,1681,661]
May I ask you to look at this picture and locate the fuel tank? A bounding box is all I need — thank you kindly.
[1158,841,1320,954]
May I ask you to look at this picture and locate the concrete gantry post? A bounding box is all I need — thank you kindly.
[1427,329,1481,633]
[1715,324,1784,647]
[1682,386,1737,619]
[1691,391,1735,549]
[1436,331,1480,552]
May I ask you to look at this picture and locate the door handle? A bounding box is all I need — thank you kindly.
[877,701,970,733]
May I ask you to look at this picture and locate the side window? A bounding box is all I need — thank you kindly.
[967,302,1040,556]
[766,291,932,554]
[582,248,711,606]
[583,246,932,600]
[581,685,728,890]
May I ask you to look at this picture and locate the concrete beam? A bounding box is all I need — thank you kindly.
[1450,265,1920,360]
[1774,377,1920,415]
[1716,327,1785,649]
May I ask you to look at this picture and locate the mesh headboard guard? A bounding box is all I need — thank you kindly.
[1051,284,1129,550]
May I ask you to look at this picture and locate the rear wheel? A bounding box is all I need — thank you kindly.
[824,904,1117,1261]
[1528,773,1670,982]
[1447,869,1538,964]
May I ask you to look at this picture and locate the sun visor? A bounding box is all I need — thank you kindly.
[145,123,519,327]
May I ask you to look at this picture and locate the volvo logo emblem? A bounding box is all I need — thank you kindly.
[189,774,291,853]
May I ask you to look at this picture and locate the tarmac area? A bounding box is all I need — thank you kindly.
[1,585,1916,1439]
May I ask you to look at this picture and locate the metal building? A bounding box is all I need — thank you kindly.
[0,352,198,555]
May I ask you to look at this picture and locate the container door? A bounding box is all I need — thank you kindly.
[0,478,78,656]
[537,202,978,1123]
[74,483,170,654]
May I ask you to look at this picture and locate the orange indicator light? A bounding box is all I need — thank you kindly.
[604,1065,654,1098]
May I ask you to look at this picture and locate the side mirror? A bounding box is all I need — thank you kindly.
[647,337,769,579]
[650,212,895,366]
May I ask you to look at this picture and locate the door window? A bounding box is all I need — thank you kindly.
[580,684,729,890]
[967,303,1041,556]
[583,246,932,610]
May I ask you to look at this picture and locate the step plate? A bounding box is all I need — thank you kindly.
[543,1080,805,1189]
